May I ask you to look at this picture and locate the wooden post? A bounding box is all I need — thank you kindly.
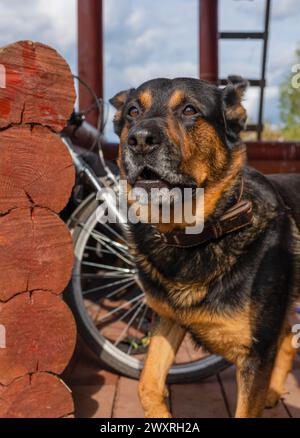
[199,0,219,84]
[0,41,76,418]
[78,0,103,126]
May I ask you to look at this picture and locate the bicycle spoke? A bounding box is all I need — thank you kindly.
[111,297,144,329]
[82,277,136,296]
[75,272,134,279]
[90,231,134,263]
[96,293,144,323]
[90,295,138,327]
[90,231,135,266]
[91,229,129,252]
[78,221,129,253]
[82,261,135,274]
[84,245,114,255]
[100,221,128,244]
[114,300,146,347]
[105,279,136,299]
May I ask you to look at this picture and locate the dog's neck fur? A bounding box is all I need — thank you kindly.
[154,145,246,234]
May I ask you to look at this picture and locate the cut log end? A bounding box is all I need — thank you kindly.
[0,291,77,385]
[0,41,76,131]
[0,125,75,213]
[0,373,74,418]
[0,207,74,301]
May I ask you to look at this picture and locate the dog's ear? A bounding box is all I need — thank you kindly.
[109,88,135,136]
[222,76,248,140]
[109,88,135,110]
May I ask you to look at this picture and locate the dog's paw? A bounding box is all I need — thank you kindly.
[265,387,288,408]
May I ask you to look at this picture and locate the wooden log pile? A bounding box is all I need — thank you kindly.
[0,41,76,418]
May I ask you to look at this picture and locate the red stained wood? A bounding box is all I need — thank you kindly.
[199,0,218,83]
[220,366,290,418]
[78,0,103,126]
[0,207,74,301]
[247,159,300,174]
[246,141,300,173]
[0,291,76,385]
[282,356,300,418]
[72,384,117,418]
[171,377,228,418]
[246,141,300,160]
[0,41,75,131]
[112,377,144,418]
[0,125,74,213]
[0,38,76,418]
[0,372,74,418]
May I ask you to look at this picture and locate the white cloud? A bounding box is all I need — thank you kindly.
[104,0,198,97]
[244,87,259,121]
[37,0,76,52]
[243,85,281,125]
[125,8,147,32]
[123,61,197,86]
[265,85,280,99]
[234,0,300,20]
[0,0,76,67]
[104,0,130,31]
[268,0,300,20]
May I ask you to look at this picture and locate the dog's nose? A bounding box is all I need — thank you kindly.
[127,127,161,154]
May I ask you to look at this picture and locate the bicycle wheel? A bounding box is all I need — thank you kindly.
[66,193,229,383]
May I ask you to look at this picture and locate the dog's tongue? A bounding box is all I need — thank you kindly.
[133,179,178,205]
[134,179,171,190]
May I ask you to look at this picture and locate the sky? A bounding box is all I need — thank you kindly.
[0,0,299,141]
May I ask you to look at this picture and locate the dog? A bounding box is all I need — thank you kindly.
[109,76,300,418]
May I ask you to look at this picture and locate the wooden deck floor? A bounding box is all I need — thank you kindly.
[65,339,300,418]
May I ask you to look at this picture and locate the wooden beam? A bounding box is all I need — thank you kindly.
[220,32,265,39]
[199,0,218,83]
[78,0,103,127]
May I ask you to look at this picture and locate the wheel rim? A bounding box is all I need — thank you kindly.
[71,197,226,376]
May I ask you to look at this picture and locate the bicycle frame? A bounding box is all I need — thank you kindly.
[62,136,129,231]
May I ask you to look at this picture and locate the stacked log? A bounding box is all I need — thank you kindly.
[0,41,76,418]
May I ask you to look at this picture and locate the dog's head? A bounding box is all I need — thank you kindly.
[110,76,247,225]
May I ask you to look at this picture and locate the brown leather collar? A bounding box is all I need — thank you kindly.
[154,178,253,248]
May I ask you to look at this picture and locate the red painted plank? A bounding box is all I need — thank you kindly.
[72,383,117,418]
[220,366,290,418]
[171,377,228,418]
[112,377,144,418]
[282,356,300,418]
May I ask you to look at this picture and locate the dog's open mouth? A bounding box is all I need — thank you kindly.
[131,167,197,206]
[134,168,172,191]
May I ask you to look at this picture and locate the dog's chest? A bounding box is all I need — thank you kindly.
[146,293,252,363]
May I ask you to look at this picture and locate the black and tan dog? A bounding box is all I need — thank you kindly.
[110,76,300,418]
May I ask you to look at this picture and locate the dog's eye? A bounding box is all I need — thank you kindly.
[128,106,139,118]
[182,105,197,116]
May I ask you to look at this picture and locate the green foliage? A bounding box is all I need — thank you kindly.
[279,47,300,140]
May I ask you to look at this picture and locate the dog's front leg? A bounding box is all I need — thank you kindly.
[139,317,185,418]
[235,353,275,418]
